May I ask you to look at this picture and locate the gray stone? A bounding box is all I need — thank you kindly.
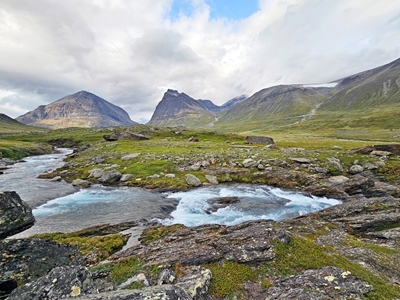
[121,153,141,161]
[243,158,257,168]
[176,266,212,300]
[349,165,364,174]
[120,174,134,182]
[290,157,311,164]
[326,157,344,172]
[99,171,122,183]
[205,175,218,185]
[50,176,62,182]
[72,179,91,187]
[88,169,104,178]
[322,175,349,187]
[185,174,202,187]
[118,273,149,289]
[0,191,35,239]
[157,269,176,285]
[165,173,176,178]
[189,164,201,171]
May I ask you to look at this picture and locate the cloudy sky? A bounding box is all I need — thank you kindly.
[0,0,399,123]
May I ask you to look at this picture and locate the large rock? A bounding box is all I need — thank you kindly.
[99,171,122,183]
[0,238,80,297]
[185,174,202,187]
[246,136,274,145]
[0,191,35,239]
[8,265,96,300]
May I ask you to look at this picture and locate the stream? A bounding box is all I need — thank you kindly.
[0,149,341,237]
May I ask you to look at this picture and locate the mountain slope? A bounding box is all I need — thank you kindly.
[320,57,400,111]
[0,113,47,135]
[148,89,215,127]
[215,85,331,131]
[16,91,136,129]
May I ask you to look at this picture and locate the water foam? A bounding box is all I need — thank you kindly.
[161,185,341,227]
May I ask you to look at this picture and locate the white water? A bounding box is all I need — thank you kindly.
[161,185,341,227]
[3,150,341,237]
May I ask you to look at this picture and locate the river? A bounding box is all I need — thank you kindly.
[0,149,341,237]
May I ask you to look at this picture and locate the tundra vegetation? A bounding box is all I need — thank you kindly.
[1,122,400,299]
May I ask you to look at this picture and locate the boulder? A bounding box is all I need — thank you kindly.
[246,136,274,145]
[88,169,104,178]
[72,179,91,188]
[0,238,80,297]
[205,175,218,185]
[185,174,202,187]
[0,191,35,239]
[242,158,257,168]
[8,265,96,300]
[326,157,344,172]
[98,171,122,183]
[349,165,364,175]
[290,157,311,164]
[188,136,199,142]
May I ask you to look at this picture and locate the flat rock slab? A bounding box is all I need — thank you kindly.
[111,220,290,266]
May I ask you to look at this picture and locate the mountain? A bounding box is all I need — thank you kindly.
[320,57,400,110]
[198,95,247,114]
[215,85,331,130]
[16,91,137,129]
[147,89,216,127]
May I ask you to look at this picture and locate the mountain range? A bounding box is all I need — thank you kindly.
[16,91,136,129]
[4,57,400,131]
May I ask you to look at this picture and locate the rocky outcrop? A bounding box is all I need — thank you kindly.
[0,238,80,298]
[103,130,149,141]
[0,191,35,239]
[111,220,290,266]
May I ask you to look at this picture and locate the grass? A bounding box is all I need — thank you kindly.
[91,257,145,286]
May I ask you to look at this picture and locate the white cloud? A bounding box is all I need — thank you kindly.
[0,0,399,122]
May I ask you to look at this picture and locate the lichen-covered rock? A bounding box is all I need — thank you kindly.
[8,265,96,300]
[263,266,373,299]
[246,136,274,145]
[65,285,192,300]
[0,238,80,297]
[111,220,290,266]
[175,266,212,300]
[72,179,91,187]
[0,191,35,239]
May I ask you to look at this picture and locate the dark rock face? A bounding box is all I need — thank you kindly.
[147,89,215,127]
[8,265,96,300]
[0,238,80,298]
[246,136,275,145]
[16,91,137,129]
[111,220,290,266]
[0,191,35,239]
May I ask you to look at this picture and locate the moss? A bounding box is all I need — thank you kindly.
[139,224,184,245]
[204,260,258,299]
[32,232,128,261]
[91,257,145,286]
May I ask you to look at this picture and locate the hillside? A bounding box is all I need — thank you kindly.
[148,89,216,127]
[197,95,247,114]
[215,85,331,131]
[16,91,137,129]
[0,113,47,135]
